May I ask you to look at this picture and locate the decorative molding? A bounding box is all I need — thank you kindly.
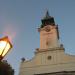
[35,47,65,54]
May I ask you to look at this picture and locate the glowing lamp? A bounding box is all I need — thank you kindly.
[0,36,12,60]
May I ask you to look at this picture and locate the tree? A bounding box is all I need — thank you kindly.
[0,60,14,75]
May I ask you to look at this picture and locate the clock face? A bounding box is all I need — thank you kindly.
[45,26,51,32]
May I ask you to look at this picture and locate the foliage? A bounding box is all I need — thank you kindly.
[0,60,14,75]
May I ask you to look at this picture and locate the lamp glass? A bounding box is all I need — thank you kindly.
[0,36,12,60]
[0,40,11,57]
[0,41,7,55]
[2,42,10,56]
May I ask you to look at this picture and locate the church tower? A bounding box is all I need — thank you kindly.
[19,11,75,75]
[39,11,60,50]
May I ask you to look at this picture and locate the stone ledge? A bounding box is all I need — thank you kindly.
[34,71,75,75]
[35,47,65,54]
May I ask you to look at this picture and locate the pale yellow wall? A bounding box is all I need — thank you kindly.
[19,47,75,75]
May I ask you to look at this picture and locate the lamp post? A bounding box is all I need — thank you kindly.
[0,36,12,61]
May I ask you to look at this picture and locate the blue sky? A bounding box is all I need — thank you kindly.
[0,0,75,75]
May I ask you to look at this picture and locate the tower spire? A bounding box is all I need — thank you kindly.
[45,10,50,18]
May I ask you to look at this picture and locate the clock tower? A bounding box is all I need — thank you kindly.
[19,11,75,75]
[38,11,60,50]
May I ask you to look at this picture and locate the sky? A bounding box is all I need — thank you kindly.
[0,0,75,75]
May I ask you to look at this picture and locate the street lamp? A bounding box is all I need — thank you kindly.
[0,36,12,61]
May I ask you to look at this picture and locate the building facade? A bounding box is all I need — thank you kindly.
[19,11,75,75]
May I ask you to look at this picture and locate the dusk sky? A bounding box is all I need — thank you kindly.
[0,0,75,75]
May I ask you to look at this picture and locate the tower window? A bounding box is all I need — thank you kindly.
[47,56,52,60]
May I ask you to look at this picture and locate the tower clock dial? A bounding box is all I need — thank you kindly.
[45,26,51,32]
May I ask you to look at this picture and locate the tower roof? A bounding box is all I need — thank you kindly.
[41,11,55,28]
[43,10,51,19]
